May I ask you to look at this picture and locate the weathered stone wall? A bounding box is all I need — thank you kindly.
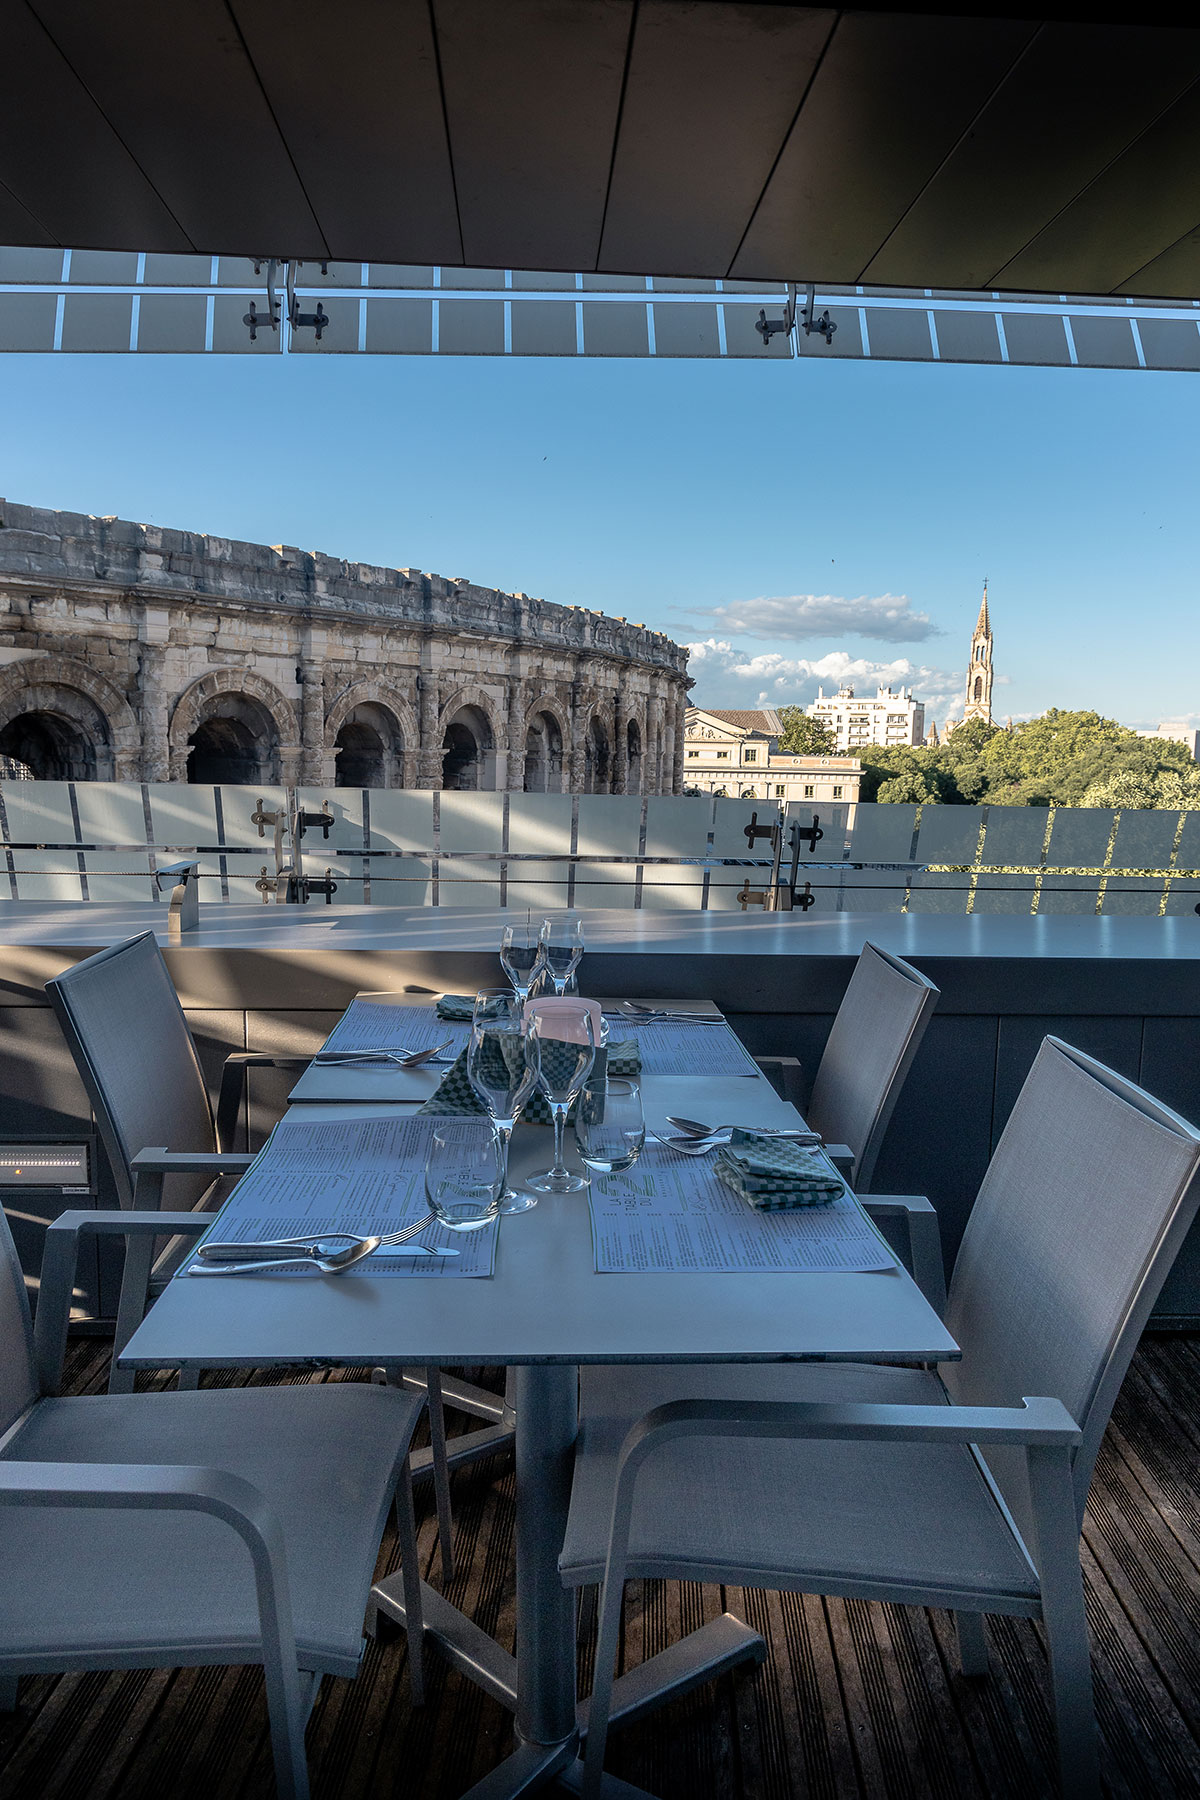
[0,500,690,791]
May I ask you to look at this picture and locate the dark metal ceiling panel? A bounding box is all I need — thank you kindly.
[28,0,327,256]
[995,79,1200,293]
[731,11,1036,282]
[0,2,189,251]
[432,0,633,270]
[1118,224,1200,297]
[598,1,834,276]
[863,25,1200,289]
[0,179,54,249]
[229,0,462,266]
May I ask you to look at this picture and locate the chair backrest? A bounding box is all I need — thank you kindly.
[0,1203,38,1434]
[805,941,939,1191]
[943,1037,1200,1536]
[47,933,217,1212]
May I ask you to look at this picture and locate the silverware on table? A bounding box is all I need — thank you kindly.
[665,1115,821,1143]
[194,1212,455,1272]
[313,1041,455,1068]
[613,1003,725,1024]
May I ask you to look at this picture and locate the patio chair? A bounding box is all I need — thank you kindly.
[45,932,458,1577]
[564,1038,1200,1799]
[764,939,939,1192]
[0,1203,426,1800]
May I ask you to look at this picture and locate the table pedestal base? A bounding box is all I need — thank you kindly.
[369,1574,765,1799]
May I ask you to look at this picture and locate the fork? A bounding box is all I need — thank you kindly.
[314,1041,455,1067]
[196,1211,449,1264]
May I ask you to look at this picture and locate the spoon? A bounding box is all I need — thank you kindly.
[665,1115,820,1142]
[194,1214,455,1271]
[615,1004,724,1024]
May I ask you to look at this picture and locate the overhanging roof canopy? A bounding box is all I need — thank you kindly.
[1,2,1199,301]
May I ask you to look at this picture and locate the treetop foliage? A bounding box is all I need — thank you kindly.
[838,709,1200,808]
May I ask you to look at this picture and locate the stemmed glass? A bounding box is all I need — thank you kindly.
[539,913,585,997]
[525,1001,595,1193]
[575,1078,645,1177]
[500,920,545,1003]
[468,988,539,1214]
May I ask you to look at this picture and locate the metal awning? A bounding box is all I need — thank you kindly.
[1,3,1198,302]
[2,252,1198,370]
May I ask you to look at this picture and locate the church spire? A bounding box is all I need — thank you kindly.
[963,581,994,726]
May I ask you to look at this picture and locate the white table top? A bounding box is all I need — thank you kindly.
[120,1067,959,1372]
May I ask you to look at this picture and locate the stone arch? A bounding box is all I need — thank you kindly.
[523,695,569,793]
[325,681,417,789]
[0,657,139,780]
[625,715,643,792]
[583,710,612,794]
[169,670,299,785]
[439,687,502,791]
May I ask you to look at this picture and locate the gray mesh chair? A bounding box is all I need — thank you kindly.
[45,933,458,1576]
[803,940,939,1192]
[565,1039,1200,1799]
[0,1203,426,1800]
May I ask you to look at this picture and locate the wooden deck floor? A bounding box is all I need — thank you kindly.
[3,1336,1200,1800]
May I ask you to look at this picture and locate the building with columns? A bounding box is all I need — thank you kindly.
[0,500,689,793]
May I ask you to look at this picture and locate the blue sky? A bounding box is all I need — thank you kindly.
[1,350,1196,732]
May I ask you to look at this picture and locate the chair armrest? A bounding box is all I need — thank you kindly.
[34,1210,210,1396]
[860,1195,946,1313]
[130,1147,256,1208]
[0,1462,299,1683]
[752,1055,803,1105]
[822,1144,855,1180]
[216,1053,310,1153]
[624,1396,1080,1459]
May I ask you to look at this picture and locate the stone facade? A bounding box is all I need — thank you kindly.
[684,707,862,805]
[0,501,689,792]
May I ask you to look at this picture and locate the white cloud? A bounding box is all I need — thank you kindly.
[685,591,940,643]
[684,639,965,724]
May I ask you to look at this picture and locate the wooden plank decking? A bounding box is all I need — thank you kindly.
[2,1337,1199,1800]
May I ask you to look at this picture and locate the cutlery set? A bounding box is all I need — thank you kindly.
[314,1041,455,1068]
[191,1214,457,1274]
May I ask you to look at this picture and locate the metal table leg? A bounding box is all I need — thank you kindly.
[370,1361,764,1799]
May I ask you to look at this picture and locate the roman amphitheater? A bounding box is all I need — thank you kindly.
[0,500,689,793]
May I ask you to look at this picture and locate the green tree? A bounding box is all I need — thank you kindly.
[775,706,836,755]
[876,770,940,804]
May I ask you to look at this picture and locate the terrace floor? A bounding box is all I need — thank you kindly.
[3,1336,1200,1800]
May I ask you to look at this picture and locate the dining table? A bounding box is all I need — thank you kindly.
[119,992,960,1800]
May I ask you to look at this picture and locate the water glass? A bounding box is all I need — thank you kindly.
[539,913,584,998]
[575,1078,645,1176]
[424,1119,504,1232]
[468,989,539,1214]
[500,921,545,1002]
[525,1001,595,1193]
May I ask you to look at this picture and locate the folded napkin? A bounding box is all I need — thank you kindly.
[436,993,476,1020]
[419,1031,641,1124]
[714,1130,845,1210]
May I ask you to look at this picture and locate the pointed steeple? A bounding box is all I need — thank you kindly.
[963,580,994,726]
[974,579,990,639]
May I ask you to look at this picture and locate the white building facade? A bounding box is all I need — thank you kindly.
[1136,722,1199,760]
[683,707,861,805]
[805,685,925,751]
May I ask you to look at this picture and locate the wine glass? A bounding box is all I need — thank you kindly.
[500,920,545,1003]
[424,1119,503,1232]
[539,913,585,997]
[525,1001,595,1193]
[468,988,539,1214]
[575,1078,645,1176]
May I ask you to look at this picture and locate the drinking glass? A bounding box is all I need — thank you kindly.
[468,988,539,1215]
[424,1119,503,1232]
[575,1078,645,1176]
[539,913,585,997]
[500,920,545,1003]
[525,1002,595,1193]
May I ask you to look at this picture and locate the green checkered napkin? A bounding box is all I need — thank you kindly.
[419,1031,640,1124]
[436,994,476,1020]
[714,1130,845,1210]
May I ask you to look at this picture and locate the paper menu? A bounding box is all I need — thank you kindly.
[619,1020,761,1078]
[183,1114,495,1277]
[319,1000,468,1057]
[587,1145,897,1274]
